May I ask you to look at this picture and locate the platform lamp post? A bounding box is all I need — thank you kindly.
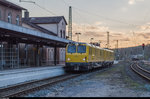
[107,31,110,49]
[90,38,94,45]
[75,33,81,42]
[98,40,101,47]
[142,43,145,60]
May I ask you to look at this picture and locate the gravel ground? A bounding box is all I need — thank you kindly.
[25,61,150,97]
[139,60,150,71]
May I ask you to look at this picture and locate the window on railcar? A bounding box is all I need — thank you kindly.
[100,50,102,56]
[77,45,86,53]
[67,45,76,53]
[89,47,92,54]
[95,49,97,55]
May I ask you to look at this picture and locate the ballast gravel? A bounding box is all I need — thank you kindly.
[26,61,150,97]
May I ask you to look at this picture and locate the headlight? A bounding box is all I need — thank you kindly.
[83,58,86,61]
[67,58,71,61]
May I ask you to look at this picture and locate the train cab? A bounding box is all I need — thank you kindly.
[65,42,90,71]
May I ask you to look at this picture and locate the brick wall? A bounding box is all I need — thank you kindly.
[0,4,22,25]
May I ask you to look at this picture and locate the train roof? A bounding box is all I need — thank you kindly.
[86,43,114,52]
[104,48,114,52]
[68,41,114,53]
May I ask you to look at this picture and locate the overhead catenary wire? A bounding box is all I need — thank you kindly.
[59,0,134,26]
[61,0,70,7]
[20,0,150,29]
[60,0,150,31]
[59,0,142,44]
[59,0,148,48]
[19,0,57,16]
[34,3,56,16]
[71,5,148,48]
[72,6,141,27]
[20,0,150,47]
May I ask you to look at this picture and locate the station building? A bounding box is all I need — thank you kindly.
[0,0,70,70]
[22,12,67,66]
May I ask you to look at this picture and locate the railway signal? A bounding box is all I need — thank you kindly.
[142,43,145,60]
[142,43,145,50]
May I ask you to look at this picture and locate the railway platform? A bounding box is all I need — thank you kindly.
[0,65,65,88]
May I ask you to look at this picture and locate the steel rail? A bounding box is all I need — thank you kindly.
[130,63,150,81]
[0,74,81,97]
[0,64,114,97]
[0,74,67,92]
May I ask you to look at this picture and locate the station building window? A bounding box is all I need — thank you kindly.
[8,12,12,23]
[16,15,20,25]
[60,30,62,38]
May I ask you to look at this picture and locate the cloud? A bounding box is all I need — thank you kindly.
[113,33,123,36]
[94,22,103,26]
[71,21,150,48]
[86,26,99,30]
[140,22,150,31]
[137,33,150,39]
[128,0,135,5]
[72,22,109,36]
[84,31,105,37]
[119,38,130,41]
[128,0,144,5]
[121,7,128,12]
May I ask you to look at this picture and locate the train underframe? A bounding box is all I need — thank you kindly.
[64,61,114,72]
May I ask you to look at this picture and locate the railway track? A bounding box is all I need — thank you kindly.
[130,62,150,81]
[0,64,114,98]
[0,74,81,97]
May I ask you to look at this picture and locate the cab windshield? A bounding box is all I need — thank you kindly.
[67,45,76,53]
[77,45,86,53]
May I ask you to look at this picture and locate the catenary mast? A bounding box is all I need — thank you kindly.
[68,6,72,40]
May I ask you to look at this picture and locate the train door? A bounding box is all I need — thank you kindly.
[104,50,106,61]
[92,47,95,62]
[100,49,103,62]
[89,47,92,62]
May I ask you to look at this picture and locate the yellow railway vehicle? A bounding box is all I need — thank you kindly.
[65,42,114,71]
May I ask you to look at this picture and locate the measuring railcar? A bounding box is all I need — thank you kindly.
[64,42,114,72]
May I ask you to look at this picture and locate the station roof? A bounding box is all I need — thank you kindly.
[68,41,114,52]
[24,16,67,25]
[0,0,26,10]
[22,16,67,36]
[22,19,57,36]
[0,20,70,47]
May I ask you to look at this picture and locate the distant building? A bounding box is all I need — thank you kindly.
[22,12,67,65]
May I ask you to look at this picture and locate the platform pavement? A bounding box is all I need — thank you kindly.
[0,65,66,88]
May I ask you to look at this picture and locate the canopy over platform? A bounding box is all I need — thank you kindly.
[0,20,70,47]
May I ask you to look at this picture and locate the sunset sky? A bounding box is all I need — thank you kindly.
[8,0,150,48]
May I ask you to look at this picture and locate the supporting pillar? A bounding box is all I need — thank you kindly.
[10,44,13,68]
[17,43,20,68]
[1,42,4,70]
[25,44,28,66]
[36,45,40,66]
[54,46,57,66]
